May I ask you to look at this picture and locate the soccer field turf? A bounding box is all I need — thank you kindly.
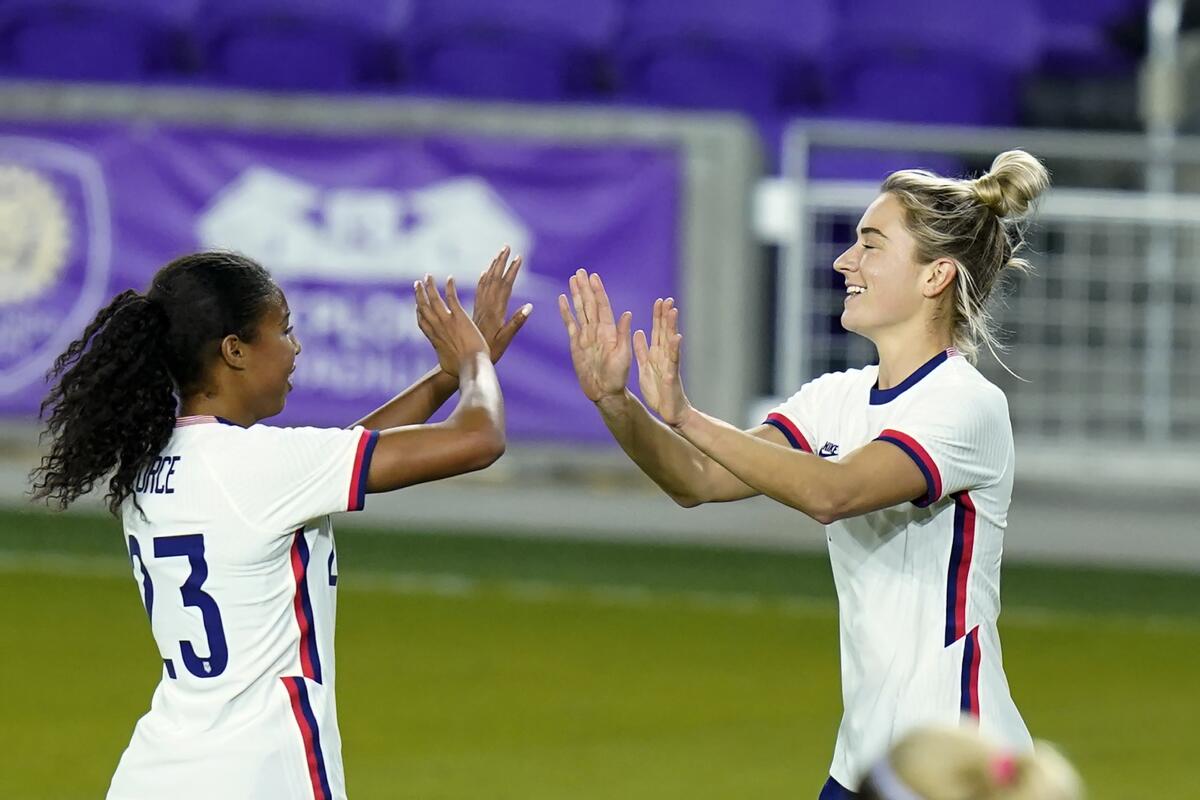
[2,510,1198,798]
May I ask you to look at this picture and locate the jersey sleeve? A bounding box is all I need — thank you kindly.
[874,387,1011,507]
[215,425,380,531]
[762,377,829,453]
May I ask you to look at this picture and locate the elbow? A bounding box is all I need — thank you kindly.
[468,429,506,471]
[807,477,855,524]
[809,491,853,525]
[810,508,838,526]
[669,492,704,509]
[455,408,506,470]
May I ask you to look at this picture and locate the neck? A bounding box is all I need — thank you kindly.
[872,326,954,390]
[179,392,257,428]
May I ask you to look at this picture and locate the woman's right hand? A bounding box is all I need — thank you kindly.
[415,274,491,377]
[558,269,632,403]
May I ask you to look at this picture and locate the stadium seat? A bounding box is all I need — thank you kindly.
[826,0,1044,127]
[404,0,621,101]
[616,0,833,116]
[0,0,198,81]
[1037,0,1145,76]
[197,0,411,91]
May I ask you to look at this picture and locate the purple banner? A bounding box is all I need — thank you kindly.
[0,123,680,441]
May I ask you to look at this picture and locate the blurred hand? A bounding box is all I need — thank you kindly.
[415,274,491,377]
[473,245,532,364]
[558,270,632,403]
[633,297,692,427]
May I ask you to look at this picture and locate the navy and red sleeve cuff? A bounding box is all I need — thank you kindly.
[764,413,813,454]
[875,429,942,507]
[347,430,380,512]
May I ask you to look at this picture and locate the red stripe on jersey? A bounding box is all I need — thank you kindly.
[290,533,317,681]
[953,492,977,641]
[765,413,813,453]
[878,428,943,504]
[347,431,371,511]
[283,677,332,800]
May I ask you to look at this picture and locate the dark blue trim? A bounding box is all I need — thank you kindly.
[869,350,950,405]
[354,430,380,511]
[876,435,937,507]
[215,416,242,427]
[960,628,977,714]
[819,776,859,799]
[294,533,323,684]
[289,677,333,800]
[945,498,967,647]
[764,417,801,450]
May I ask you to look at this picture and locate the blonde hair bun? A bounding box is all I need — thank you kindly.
[972,150,1050,218]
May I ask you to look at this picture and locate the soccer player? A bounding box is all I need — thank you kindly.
[558,151,1049,798]
[30,248,531,800]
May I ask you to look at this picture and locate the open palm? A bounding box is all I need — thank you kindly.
[558,270,632,402]
[633,297,690,426]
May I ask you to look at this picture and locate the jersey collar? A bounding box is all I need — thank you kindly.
[174,415,241,427]
[869,347,959,405]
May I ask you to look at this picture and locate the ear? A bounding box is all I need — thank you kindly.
[922,258,958,299]
[219,334,248,370]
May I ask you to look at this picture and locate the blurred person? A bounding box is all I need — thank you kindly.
[559,151,1050,798]
[30,248,530,800]
[860,724,1083,800]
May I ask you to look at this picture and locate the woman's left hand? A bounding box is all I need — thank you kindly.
[472,245,532,364]
[633,297,693,427]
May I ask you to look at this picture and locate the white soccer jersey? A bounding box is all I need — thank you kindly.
[765,348,1031,792]
[108,415,378,800]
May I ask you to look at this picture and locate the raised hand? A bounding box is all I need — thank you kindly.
[633,297,691,426]
[415,274,491,377]
[558,270,632,403]
[472,245,532,364]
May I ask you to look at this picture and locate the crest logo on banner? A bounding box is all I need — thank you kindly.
[0,138,111,398]
[0,164,71,305]
[196,166,535,280]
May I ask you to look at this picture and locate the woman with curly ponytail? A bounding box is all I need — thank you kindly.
[560,152,1051,798]
[34,248,531,800]
[32,289,176,514]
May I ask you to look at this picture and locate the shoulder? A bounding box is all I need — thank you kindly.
[203,424,366,458]
[910,359,1011,433]
[941,359,1009,414]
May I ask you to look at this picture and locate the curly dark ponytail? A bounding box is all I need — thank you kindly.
[30,251,279,515]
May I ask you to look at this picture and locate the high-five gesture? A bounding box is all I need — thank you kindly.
[558,270,633,403]
[633,297,692,427]
[473,245,532,364]
[414,275,490,377]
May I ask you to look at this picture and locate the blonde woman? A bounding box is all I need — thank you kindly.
[861,725,1082,800]
[558,151,1050,798]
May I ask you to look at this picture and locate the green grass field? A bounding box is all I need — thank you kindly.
[2,509,1198,798]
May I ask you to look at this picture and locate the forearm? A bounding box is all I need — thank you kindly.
[596,390,748,505]
[673,406,840,520]
[351,366,459,429]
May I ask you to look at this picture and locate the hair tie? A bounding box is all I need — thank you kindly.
[991,754,1018,786]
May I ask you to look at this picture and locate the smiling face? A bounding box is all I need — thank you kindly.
[833,192,951,344]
